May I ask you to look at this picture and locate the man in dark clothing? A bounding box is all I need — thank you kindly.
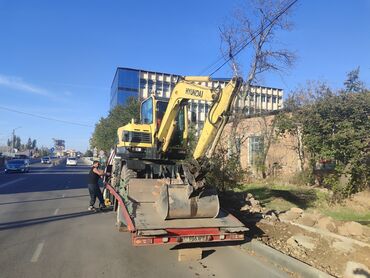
[87,160,107,211]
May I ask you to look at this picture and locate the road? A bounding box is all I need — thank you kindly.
[0,159,289,278]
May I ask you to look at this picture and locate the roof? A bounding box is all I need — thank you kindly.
[112,67,284,91]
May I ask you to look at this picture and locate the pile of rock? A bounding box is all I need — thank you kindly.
[240,193,264,213]
[277,207,370,241]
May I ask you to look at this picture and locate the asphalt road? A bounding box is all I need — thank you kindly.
[0,159,290,278]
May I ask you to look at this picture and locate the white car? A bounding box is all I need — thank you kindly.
[66,157,77,166]
[41,156,51,164]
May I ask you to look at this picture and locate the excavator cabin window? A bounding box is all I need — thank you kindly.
[156,101,168,129]
[141,98,153,124]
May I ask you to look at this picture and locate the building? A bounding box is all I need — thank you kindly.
[110,67,284,132]
[223,113,302,179]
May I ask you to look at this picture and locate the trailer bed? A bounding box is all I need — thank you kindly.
[105,181,246,246]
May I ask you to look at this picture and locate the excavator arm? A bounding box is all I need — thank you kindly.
[157,76,242,161]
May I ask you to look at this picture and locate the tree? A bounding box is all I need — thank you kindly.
[84,149,93,157]
[219,0,295,171]
[220,0,295,104]
[276,78,369,199]
[90,97,140,153]
[344,67,364,93]
[32,139,37,149]
[301,90,369,198]
[27,138,32,150]
[39,147,50,157]
[15,136,21,150]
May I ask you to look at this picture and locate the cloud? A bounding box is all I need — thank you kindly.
[0,74,54,98]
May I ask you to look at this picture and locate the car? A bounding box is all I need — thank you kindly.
[5,159,30,173]
[66,157,77,166]
[14,154,29,159]
[41,156,51,164]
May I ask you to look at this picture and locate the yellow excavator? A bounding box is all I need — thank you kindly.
[105,76,242,220]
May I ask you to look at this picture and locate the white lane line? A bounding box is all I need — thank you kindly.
[31,241,45,263]
[62,194,65,198]
[0,178,26,189]
[53,208,59,215]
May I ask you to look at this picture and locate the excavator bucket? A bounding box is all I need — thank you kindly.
[156,182,220,220]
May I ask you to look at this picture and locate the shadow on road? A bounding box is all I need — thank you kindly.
[0,182,90,194]
[0,194,89,206]
[171,239,251,250]
[0,211,95,231]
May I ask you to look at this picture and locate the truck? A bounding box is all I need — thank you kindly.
[103,76,247,246]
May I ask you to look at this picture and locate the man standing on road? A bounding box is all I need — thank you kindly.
[87,160,108,211]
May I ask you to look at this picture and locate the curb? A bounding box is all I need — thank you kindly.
[241,239,334,278]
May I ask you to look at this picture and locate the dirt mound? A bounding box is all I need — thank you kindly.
[221,191,370,277]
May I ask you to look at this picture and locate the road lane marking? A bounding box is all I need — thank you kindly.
[62,194,65,198]
[0,178,26,189]
[53,208,59,215]
[31,241,45,263]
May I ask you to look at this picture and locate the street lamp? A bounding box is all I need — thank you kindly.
[12,126,21,154]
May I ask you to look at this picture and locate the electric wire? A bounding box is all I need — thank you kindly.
[199,0,298,77]
[0,105,93,128]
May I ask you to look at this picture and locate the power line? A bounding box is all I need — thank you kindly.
[200,0,298,77]
[0,105,93,128]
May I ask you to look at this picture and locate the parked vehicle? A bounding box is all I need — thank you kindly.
[5,159,30,173]
[41,156,51,164]
[66,157,77,166]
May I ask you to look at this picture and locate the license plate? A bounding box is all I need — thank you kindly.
[182,236,209,243]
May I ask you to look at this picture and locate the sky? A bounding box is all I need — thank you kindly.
[0,0,369,152]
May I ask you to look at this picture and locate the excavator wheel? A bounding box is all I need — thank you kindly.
[120,164,137,189]
[117,163,137,216]
[110,157,122,189]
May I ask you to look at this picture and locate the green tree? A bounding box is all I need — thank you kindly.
[27,138,32,150]
[84,149,93,157]
[302,90,369,198]
[32,139,37,149]
[277,79,369,199]
[15,136,21,150]
[344,67,364,93]
[90,97,140,153]
[39,147,50,157]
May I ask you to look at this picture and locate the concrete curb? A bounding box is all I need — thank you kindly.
[241,239,334,278]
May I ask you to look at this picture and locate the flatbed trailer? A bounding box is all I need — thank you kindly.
[104,182,247,246]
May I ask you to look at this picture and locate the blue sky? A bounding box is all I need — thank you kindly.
[0,0,369,151]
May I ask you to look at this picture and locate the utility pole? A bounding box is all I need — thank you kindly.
[12,129,15,153]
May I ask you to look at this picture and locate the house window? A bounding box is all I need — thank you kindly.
[249,136,264,165]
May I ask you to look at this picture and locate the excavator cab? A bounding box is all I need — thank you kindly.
[116,95,187,158]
